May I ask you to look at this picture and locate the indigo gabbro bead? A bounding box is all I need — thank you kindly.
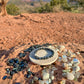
[15,83,20,84]
[2,76,7,80]
[19,53,26,58]
[24,48,32,52]
[38,77,42,80]
[14,58,19,64]
[13,63,18,68]
[26,71,32,78]
[7,59,14,66]
[12,68,18,73]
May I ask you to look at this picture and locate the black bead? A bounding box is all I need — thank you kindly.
[10,71,15,76]
[31,72,35,76]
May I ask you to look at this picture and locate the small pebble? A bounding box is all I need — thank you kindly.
[28,68,30,71]
[60,80,66,84]
[51,75,54,80]
[42,72,49,80]
[62,73,67,77]
[76,52,80,55]
[72,71,76,75]
[71,53,76,57]
[62,63,68,68]
[58,57,62,62]
[73,58,79,63]
[50,70,54,75]
[44,80,49,84]
[48,79,52,83]
[31,80,34,84]
[33,76,38,81]
[67,50,72,56]
[59,45,65,52]
[68,63,72,67]
[75,72,80,78]
[67,72,75,80]
[39,80,44,84]
[73,66,80,72]
[62,70,70,73]
[52,67,58,71]
[62,55,68,62]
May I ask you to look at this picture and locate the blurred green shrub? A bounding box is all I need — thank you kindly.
[6,3,20,15]
[38,0,70,13]
[38,3,52,13]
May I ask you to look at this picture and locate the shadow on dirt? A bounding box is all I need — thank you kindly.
[0,47,15,59]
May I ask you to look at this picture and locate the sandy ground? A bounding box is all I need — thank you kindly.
[0,12,84,84]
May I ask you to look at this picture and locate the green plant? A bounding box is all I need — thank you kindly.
[6,3,20,15]
[38,3,52,13]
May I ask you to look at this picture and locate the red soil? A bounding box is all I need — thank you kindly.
[0,12,84,84]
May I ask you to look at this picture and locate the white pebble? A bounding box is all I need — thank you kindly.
[62,63,68,68]
[48,79,52,83]
[67,73,75,80]
[52,67,58,71]
[73,66,80,72]
[76,52,80,55]
[51,76,54,80]
[42,72,49,80]
[68,63,72,67]
[72,71,76,75]
[59,45,65,52]
[61,80,66,84]
[62,58,68,62]
[39,80,44,84]
[33,76,38,81]
[58,57,62,62]
[76,66,80,72]
[50,70,54,75]
[62,55,68,62]
[44,80,49,84]
[75,72,80,78]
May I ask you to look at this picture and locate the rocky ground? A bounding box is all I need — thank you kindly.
[0,12,84,84]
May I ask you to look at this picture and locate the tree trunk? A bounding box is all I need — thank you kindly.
[0,0,8,16]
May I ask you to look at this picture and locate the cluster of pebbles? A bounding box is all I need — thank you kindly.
[56,45,80,81]
[2,43,81,84]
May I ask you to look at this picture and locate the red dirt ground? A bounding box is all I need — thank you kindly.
[0,12,84,84]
